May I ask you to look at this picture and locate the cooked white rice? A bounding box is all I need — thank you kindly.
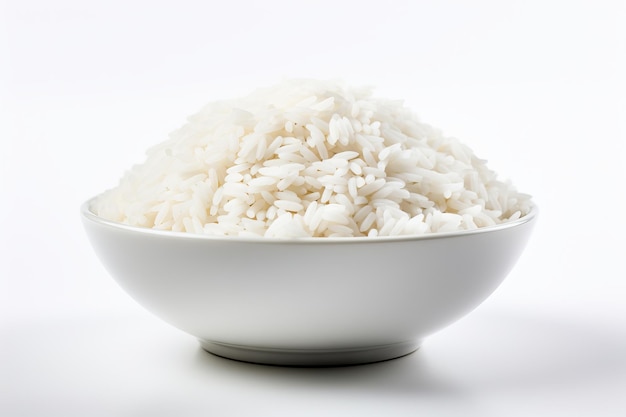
[94,79,532,238]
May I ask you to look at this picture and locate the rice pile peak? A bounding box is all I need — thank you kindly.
[94,79,532,238]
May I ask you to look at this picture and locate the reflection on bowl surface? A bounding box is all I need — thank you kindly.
[81,199,537,366]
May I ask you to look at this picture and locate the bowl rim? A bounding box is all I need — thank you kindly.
[81,196,537,244]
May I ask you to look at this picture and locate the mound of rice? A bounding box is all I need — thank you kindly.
[94,79,532,238]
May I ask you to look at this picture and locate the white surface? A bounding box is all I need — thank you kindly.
[2,305,626,417]
[1,1,625,416]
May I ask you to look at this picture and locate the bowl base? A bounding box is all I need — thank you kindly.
[199,340,420,367]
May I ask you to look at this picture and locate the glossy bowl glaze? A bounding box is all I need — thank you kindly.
[81,199,537,366]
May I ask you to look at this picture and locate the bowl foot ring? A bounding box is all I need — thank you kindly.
[199,339,420,367]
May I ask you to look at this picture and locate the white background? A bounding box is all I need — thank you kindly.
[1,1,625,416]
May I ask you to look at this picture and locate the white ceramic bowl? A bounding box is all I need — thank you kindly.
[81,199,537,366]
